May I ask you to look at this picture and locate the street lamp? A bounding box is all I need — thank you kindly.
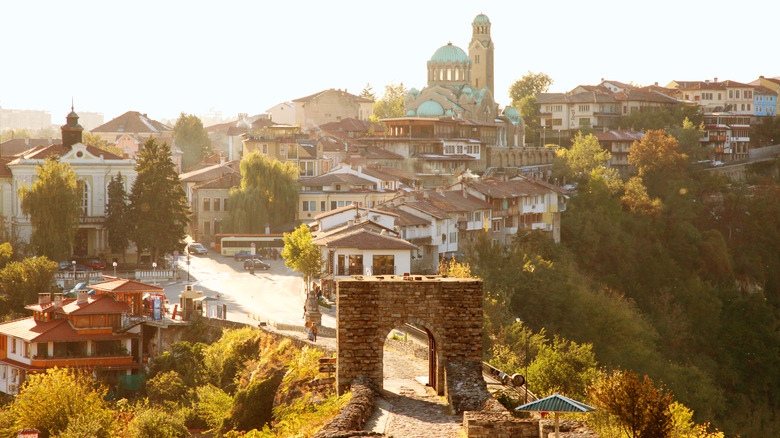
[152,262,157,285]
[72,260,77,283]
[112,261,118,277]
[517,317,529,404]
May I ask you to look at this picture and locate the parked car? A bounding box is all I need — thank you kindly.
[80,259,106,270]
[58,262,93,271]
[188,243,208,255]
[243,258,270,271]
[233,250,259,261]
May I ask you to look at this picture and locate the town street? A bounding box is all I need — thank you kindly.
[156,253,337,329]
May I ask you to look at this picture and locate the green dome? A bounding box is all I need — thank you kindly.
[503,106,522,124]
[429,43,470,64]
[473,14,490,24]
[417,100,445,116]
[406,109,417,116]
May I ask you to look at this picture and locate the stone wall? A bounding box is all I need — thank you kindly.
[313,376,380,438]
[463,411,538,438]
[336,275,483,400]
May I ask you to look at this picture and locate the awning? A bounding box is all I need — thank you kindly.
[515,394,595,438]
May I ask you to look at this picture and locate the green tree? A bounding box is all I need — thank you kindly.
[174,113,212,171]
[628,129,688,196]
[527,336,598,400]
[225,152,298,233]
[127,405,189,438]
[359,83,376,101]
[128,138,190,262]
[0,128,32,142]
[9,368,114,437]
[0,256,57,312]
[619,103,702,132]
[557,132,612,180]
[373,82,408,119]
[590,370,674,438]
[106,173,131,261]
[146,370,188,403]
[509,71,553,106]
[82,131,124,157]
[18,156,80,260]
[282,224,321,294]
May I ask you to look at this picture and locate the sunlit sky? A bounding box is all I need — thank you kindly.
[1,0,777,126]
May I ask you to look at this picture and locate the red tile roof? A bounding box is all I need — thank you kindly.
[0,317,136,342]
[91,111,171,134]
[59,294,131,315]
[313,226,416,250]
[89,278,163,293]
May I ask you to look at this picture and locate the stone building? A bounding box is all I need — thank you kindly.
[292,89,374,133]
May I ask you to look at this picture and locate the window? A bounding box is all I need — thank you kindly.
[372,255,395,275]
[11,338,16,354]
[203,221,210,235]
[578,105,590,112]
[213,198,220,212]
[579,118,591,126]
[492,221,501,232]
[0,365,6,380]
[729,90,733,99]
[203,198,210,211]
[223,198,229,211]
[287,145,298,160]
[321,201,326,211]
[475,55,480,64]
[718,93,722,100]
[302,201,316,212]
[474,211,482,223]
[77,180,89,216]
[348,254,363,275]
[450,231,457,243]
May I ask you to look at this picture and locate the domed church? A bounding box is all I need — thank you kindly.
[405,14,499,122]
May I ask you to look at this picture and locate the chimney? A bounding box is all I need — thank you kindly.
[423,191,430,200]
[77,289,89,304]
[53,293,64,309]
[357,165,362,173]
[654,82,658,86]
[714,77,718,83]
[347,219,354,227]
[462,186,467,198]
[38,293,51,305]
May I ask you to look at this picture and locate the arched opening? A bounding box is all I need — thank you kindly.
[381,319,441,394]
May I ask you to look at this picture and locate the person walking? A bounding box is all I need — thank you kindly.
[311,322,318,342]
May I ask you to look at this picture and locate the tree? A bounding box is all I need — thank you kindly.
[0,129,32,142]
[282,224,321,294]
[509,71,553,108]
[9,368,114,437]
[174,113,212,171]
[359,83,376,101]
[373,82,408,120]
[128,138,190,262]
[18,156,80,260]
[0,256,57,312]
[590,370,674,438]
[628,129,688,195]
[557,132,612,180]
[105,173,131,261]
[82,131,124,157]
[225,152,298,233]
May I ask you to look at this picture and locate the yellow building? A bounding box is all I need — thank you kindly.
[242,125,329,177]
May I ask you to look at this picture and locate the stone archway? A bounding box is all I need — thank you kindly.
[336,276,483,402]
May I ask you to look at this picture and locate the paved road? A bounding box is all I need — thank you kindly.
[156,252,336,329]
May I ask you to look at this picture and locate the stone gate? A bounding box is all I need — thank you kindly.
[336,275,483,407]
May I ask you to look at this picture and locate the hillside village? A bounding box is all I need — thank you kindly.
[0,12,778,438]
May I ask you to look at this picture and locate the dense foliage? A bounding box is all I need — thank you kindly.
[173,113,212,171]
[225,152,298,233]
[283,224,322,294]
[0,328,347,437]
[128,138,190,262]
[471,129,779,437]
[105,173,131,260]
[372,82,408,120]
[18,156,80,260]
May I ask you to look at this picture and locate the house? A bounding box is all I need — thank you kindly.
[749,76,780,114]
[592,130,644,177]
[265,102,296,126]
[297,165,402,222]
[702,112,751,162]
[0,278,164,395]
[449,176,568,244]
[292,89,374,133]
[752,85,777,117]
[242,125,330,177]
[179,160,241,243]
[91,111,172,144]
[1,110,137,258]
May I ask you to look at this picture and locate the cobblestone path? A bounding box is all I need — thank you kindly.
[365,346,462,437]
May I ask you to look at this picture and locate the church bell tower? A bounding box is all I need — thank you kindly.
[468,13,494,96]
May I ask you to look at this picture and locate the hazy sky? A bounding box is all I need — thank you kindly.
[1,0,777,125]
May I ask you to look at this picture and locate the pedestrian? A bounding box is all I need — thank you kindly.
[303,304,307,319]
[311,323,318,342]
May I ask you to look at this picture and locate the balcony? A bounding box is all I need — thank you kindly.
[79,216,105,225]
[31,354,135,368]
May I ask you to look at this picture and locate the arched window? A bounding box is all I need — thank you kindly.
[77,180,89,216]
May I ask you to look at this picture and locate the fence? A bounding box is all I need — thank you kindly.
[134,269,177,282]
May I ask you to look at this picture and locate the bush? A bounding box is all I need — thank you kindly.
[127,406,189,438]
[146,371,187,403]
